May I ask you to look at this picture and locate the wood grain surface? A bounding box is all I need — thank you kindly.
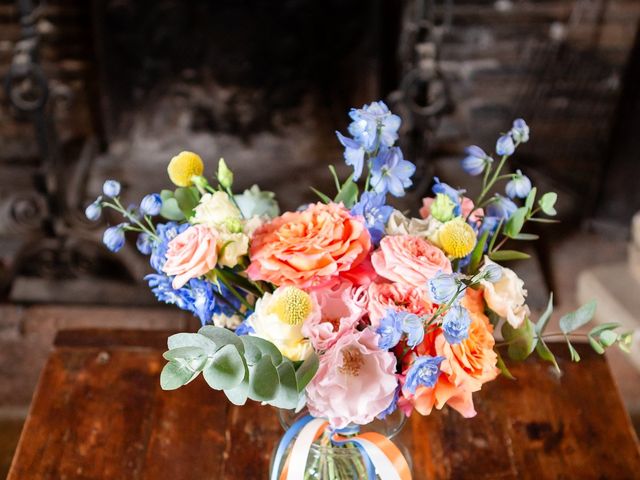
[8,329,640,480]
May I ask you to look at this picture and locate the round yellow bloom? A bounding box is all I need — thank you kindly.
[439,218,477,259]
[269,287,312,326]
[167,151,204,187]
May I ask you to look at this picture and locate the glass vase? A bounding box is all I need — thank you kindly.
[270,408,411,480]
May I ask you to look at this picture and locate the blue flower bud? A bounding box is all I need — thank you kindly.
[461,146,490,176]
[140,193,163,216]
[442,303,471,344]
[505,169,532,199]
[401,313,425,348]
[404,355,444,393]
[85,200,102,221]
[510,118,530,143]
[428,271,459,304]
[482,262,503,283]
[486,194,517,220]
[136,232,153,255]
[102,180,121,197]
[496,134,515,156]
[103,224,127,252]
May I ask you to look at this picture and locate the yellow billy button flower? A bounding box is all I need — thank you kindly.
[439,218,477,259]
[167,151,204,187]
[269,286,313,326]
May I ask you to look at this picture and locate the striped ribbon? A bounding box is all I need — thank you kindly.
[270,415,412,480]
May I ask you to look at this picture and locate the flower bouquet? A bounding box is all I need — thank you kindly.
[88,101,632,480]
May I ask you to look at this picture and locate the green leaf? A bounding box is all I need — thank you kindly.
[295,352,319,392]
[504,207,528,238]
[469,230,489,273]
[588,322,620,337]
[489,250,531,261]
[511,233,539,241]
[160,362,196,390]
[162,346,207,364]
[566,340,581,362]
[241,335,283,366]
[525,187,537,213]
[328,165,341,191]
[160,197,185,221]
[198,325,245,355]
[502,318,536,361]
[224,376,249,406]
[538,192,558,216]
[535,339,561,373]
[528,218,560,224]
[160,189,174,201]
[559,300,597,334]
[203,344,246,390]
[599,329,618,347]
[487,218,504,253]
[174,187,200,218]
[248,355,279,402]
[310,187,331,204]
[167,333,217,354]
[496,352,516,380]
[535,292,554,335]
[588,336,605,354]
[334,176,359,208]
[270,361,299,409]
[618,332,633,353]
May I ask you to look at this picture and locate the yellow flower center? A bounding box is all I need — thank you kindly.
[439,218,477,259]
[270,287,312,325]
[167,151,204,187]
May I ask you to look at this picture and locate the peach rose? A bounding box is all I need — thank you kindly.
[247,202,371,289]
[367,282,436,328]
[404,289,498,417]
[163,224,218,289]
[371,235,451,288]
[420,196,484,224]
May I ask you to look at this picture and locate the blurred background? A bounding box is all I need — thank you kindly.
[1,0,639,475]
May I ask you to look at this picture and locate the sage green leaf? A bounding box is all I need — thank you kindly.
[295,352,319,392]
[270,361,299,409]
[248,355,279,401]
[535,339,560,373]
[328,165,341,191]
[566,340,581,362]
[167,332,217,353]
[489,250,531,261]
[528,218,560,224]
[162,347,208,374]
[525,187,537,213]
[469,230,489,273]
[504,207,528,238]
[511,233,539,241]
[496,352,516,380]
[538,192,558,216]
[241,336,283,366]
[618,332,633,353]
[198,325,245,354]
[203,344,246,390]
[160,362,197,390]
[535,292,554,335]
[310,187,332,204]
[174,187,199,218]
[599,329,618,347]
[559,300,597,334]
[224,377,249,406]
[160,189,174,201]
[334,176,359,208]
[589,322,620,337]
[502,318,535,361]
[160,197,185,221]
[588,336,605,354]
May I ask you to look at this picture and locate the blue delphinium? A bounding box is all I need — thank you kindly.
[482,262,503,283]
[136,233,152,255]
[336,131,366,181]
[404,356,445,394]
[496,134,515,156]
[432,177,464,204]
[486,194,517,220]
[188,278,218,325]
[102,180,121,197]
[376,310,404,350]
[428,271,460,304]
[370,147,415,197]
[461,146,491,176]
[145,273,193,311]
[140,193,163,216]
[401,313,424,348]
[441,303,471,344]
[85,200,102,221]
[505,170,532,199]
[377,386,400,420]
[350,192,393,245]
[103,224,127,252]
[348,101,401,151]
[150,222,189,272]
[510,118,530,143]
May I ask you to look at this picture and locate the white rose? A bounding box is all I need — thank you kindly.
[243,215,264,237]
[480,257,530,328]
[246,288,315,361]
[217,232,249,268]
[212,313,244,329]
[192,192,241,227]
[385,209,443,247]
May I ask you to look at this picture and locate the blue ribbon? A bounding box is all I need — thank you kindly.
[330,426,376,479]
[270,415,315,480]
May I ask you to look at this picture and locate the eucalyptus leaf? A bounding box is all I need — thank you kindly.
[538,192,558,216]
[599,329,618,347]
[248,355,279,402]
[224,376,250,406]
[489,250,531,261]
[559,300,597,334]
[203,344,246,390]
[241,335,283,366]
[160,362,196,390]
[619,332,633,353]
[270,361,299,409]
[511,233,539,241]
[174,187,199,218]
[496,352,516,380]
[162,347,208,374]
[535,292,554,335]
[588,336,605,354]
[589,322,620,337]
[198,325,245,354]
[566,340,581,362]
[535,339,560,373]
[295,352,319,392]
[504,207,528,238]
[167,332,217,354]
[502,318,536,361]
[160,197,185,221]
[160,189,174,201]
[525,187,537,213]
[528,218,560,224]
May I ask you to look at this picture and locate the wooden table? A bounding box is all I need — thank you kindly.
[8,329,640,480]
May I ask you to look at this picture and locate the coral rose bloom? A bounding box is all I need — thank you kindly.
[371,234,451,288]
[406,289,498,417]
[367,282,436,328]
[163,224,218,289]
[247,202,371,289]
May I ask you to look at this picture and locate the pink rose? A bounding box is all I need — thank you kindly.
[367,282,436,328]
[162,225,218,289]
[306,329,398,428]
[371,235,451,288]
[302,281,364,351]
[420,196,484,224]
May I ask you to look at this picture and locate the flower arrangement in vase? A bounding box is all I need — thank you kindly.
[88,101,632,480]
